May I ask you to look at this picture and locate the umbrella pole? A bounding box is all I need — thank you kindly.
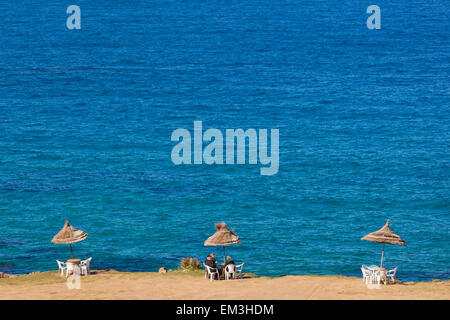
[223,246,226,265]
[380,244,385,268]
[70,244,74,260]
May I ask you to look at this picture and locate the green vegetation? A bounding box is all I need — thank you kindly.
[0,271,65,286]
[0,268,257,286]
[179,257,202,271]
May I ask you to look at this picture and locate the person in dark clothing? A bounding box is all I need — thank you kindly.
[224,256,235,267]
[204,253,217,269]
[204,253,220,279]
[223,256,237,279]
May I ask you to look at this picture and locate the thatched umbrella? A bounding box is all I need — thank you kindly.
[361,219,406,268]
[51,220,88,259]
[204,222,241,264]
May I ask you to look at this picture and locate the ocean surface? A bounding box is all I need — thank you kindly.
[0,1,448,282]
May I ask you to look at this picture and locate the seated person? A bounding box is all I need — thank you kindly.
[224,255,235,268]
[204,253,217,269]
[204,253,222,279]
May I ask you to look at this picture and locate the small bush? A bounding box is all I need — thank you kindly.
[179,257,201,271]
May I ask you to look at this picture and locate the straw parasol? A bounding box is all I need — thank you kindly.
[51,220,88,259]
[361,219,406,268]
[204,222,241,264]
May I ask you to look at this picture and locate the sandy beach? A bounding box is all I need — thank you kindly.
[0,270,448,300]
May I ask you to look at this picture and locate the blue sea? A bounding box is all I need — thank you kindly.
[0,1,448,282]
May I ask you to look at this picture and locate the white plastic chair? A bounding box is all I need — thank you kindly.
[204,263,219,282]
[56,260,67,277]
[361,265,374,284]
[80,257,92,276]
[386,267,398,284]
[225,264,236,280]
[235,263,244,279]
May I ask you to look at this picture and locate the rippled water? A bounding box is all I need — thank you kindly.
[0,1,448,281]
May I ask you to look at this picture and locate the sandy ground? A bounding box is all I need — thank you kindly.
[0,270,448,300]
